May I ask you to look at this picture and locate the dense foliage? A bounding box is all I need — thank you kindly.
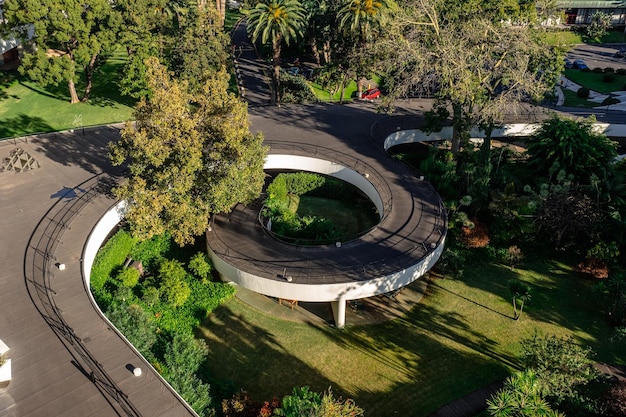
[91,229,236,416]
[488,333,611,416]
[109,58,267,246]
[263,172,378,244]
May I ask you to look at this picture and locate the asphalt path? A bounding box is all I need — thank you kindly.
[566,43,626,70]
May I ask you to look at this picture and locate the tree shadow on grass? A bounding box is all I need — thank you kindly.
[20,80,70,102]
[198,302,337,405]
[0,114,53,139]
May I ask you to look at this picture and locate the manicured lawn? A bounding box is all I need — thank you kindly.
[0,48,135,139]
[564,69,626,94]
[199,258,624,416]
[562,88,603,108]
[543,29,626,45]
[310,74,382,103]
[296,195,379,238]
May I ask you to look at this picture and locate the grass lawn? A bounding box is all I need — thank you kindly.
[543,29,626,45]
[296,195,379,237]
[0,48,135,139]
[199,258,624,416]
[562,88,604,108]
[564,69,626,94]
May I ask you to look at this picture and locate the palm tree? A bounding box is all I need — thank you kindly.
[246,0,306,104]
[510,279,532,321]
[337,0,394,98]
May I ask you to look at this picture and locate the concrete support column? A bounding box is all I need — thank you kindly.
[331,299,346,329]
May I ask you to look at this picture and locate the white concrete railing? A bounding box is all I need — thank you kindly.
[209,154,446,302]
[82,200,128,286]
[383,122,626,153]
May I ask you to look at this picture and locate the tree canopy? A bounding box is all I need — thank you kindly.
[525,115,618,185]
[109,58,267,245]
[381,0,563,153]
[245,0,306,104]
[4,0,122,103]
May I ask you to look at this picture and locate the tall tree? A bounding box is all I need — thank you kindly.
[382,0,562,154]
[4,0,122,103]
[169,5,230,94]
[109,58,267,245]
[245,0,306,104]
[337,0,394,98]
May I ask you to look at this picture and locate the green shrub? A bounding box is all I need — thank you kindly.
[616,68,626,75]
[106,303,157,355]
[188,252,212,282]
[593,67,604,73]
[130,233,172,271]
[577,87,590,98]
[162,334,213,416]
[284,172,325,196]
[141,286,160,306]
[158,259,191,307]
[603,73,615,83]
[117,267,140,288]
[90,229,136,291]
[604,67,615,73]
[280,73,316,104]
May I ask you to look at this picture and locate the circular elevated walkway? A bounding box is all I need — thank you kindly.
[206,104,448,327]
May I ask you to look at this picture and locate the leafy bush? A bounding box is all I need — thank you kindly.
[616,68,626,75]
[106,303,157,355]
[576,87,590,98]
[117,267,140,288]
[280,73,316,104]
[504,245,524,266]
[593,67,604,73]
[158,259,191,307]
[90,229,136,292]
[521,333,599,402]
[188,252,212,282]
[130,232,172,271]
[603,73,615,83]
[162,334,213,416]
[604,67,615,73]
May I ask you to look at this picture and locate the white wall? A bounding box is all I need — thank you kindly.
[265,154,384,216]
[82,200,128,285]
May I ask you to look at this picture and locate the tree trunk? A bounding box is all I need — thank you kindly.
[512,296,518,319]
[480,123,494,163]
[213,0,226,25]
[272,36,282,105]
[81,53,98,102]
[68,79,80,104]
[357,78,364,99]
[451,102,463,154]
[322,40,331,64]
[516,300,525,320]
[339,73,347,103]
[309,32,320,66]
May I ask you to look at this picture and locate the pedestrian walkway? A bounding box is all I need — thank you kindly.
[0,128,197,417]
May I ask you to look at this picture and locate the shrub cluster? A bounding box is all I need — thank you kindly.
[577,87,590,98]
[92,231,236,417]
[280,73,317,104]
[603,73,615,83]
